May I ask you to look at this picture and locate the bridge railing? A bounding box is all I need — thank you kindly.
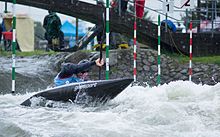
[92,0,220,34]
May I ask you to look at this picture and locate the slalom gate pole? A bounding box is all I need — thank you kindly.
[12,0,16,94]
[105,0,110,80]
[157,14,161,86]
[189,21,192,81]
[133,0,137,82]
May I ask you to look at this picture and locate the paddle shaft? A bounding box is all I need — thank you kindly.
[99,12,105,80]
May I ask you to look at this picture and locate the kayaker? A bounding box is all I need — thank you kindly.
[54,58,104,86]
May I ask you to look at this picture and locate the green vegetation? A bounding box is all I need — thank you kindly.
[192,56,220,65]
[110,67,118,73]
[0,50,57,57]
[169,53,220,65]
[1,49,220,65]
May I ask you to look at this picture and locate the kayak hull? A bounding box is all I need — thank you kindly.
[21,78,133,106]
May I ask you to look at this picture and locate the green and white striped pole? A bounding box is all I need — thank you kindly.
[12,0,16,94]
[157,14,161,86]
[105,0,110,80]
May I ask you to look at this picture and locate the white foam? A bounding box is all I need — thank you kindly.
[1,81,220,136]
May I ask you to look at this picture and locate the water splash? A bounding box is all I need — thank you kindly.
[1,81,220,137]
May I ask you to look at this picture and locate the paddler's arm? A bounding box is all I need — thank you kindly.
[74,61,96,73]
[74,58,104,74]
[58,58,104,79]
[70,58,104,74]
[58,61,95,79]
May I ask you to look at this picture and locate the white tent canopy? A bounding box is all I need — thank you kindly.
[3,13,34,52]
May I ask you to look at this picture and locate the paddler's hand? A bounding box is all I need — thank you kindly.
[95,58,104,67]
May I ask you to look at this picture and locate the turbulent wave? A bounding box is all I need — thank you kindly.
[0,120,32,137]
[1,81,220,137]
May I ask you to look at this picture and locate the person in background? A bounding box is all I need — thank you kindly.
[1,20,12,51]
[121,0,129,13]
[111,0,128,15]
[136,0,145,19]
[43,10,52,45]
[43,10,64,50]
[54,58,104,87]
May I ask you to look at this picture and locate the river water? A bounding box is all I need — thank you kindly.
[1,81,220,137]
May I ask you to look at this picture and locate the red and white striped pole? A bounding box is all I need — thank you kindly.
[157,14,161,86]
[133,0,137,82]
[189,21,193,81]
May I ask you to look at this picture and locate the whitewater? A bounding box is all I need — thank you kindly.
[1,81,220,137]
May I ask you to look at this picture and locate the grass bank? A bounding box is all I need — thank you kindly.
[0,50,57,57]
[1,50,220,65]
[168,53,220,65]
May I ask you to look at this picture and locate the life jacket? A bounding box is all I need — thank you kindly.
[54,73,83,87]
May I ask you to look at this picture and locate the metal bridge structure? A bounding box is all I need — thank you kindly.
[1,0,220,56]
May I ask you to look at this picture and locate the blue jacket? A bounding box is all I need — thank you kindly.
[54,60,95,87]
[54,73,83,87]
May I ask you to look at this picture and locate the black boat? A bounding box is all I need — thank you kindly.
[21,78,133,106]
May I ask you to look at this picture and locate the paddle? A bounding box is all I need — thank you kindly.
[99,11,105,80]
[99,44,102,80]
